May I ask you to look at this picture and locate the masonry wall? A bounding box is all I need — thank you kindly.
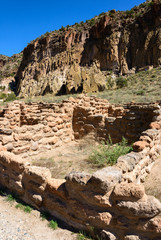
[0,96,161,239]
[0,151,161,240]
[0,96,160,157]
[73,102,159,143]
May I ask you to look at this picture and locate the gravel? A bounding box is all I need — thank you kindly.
[0,195,77,240]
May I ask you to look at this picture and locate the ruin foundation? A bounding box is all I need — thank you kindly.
[0,96,161,240]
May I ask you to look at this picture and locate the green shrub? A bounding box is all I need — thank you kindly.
[77,231,92,240]
[75,22,80,28]
[6,194,15,202]
[89,137,132,167]
[126,10,134,16]
[109,12,114,18]
[106,76,115,89]
[48,220,58,230]
[0,93,7,99]
[147,1,154,7]
[139,2,146,8]
[80,21,84,26]
[88,18,96,26]
[0,86,5,91]
[5,93,16,102]
[136,90,145,95]
[116,76,128,88]
[60,26,65,31]
[99,12,105,17]
[15,203,24,210]
[15,203,32,213]
[24,206,32,213]
[10,73,15,77]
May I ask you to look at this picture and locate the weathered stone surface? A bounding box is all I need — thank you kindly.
[1,135,13,145]
[117,153,141,173]
[117,196,161,218]
[141,129,158,140]
[0,128,12,135]
[88,167,122,194]
[15,1,161,97]
[65,171,91,185]
[30,141,38,151]
[133,141,149,152]
[124,236,140,240]
[112,183,145,201]
[150,122,160,130]
[101,230,117,240]
[138,216,161,233]
[5,143,14,151]
[0,146,7,151]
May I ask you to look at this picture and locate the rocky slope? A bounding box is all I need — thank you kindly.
[15,0,161,97]
[0,53,22,81]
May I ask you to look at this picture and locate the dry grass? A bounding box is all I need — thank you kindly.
[91,66,161,104]
[31,137,99,179]
[18,66,161,105]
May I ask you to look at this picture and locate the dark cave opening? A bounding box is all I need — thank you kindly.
[56,84,83,96]
[42,85,53,96]
[56,84,67,96]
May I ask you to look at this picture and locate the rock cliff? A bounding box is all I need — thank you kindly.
[15,0,161,97]
[0,54,22,81]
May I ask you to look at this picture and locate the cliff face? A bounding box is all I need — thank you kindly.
[0,53,22,81]
[15,0,161,97]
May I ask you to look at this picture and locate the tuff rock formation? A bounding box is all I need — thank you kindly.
[15,0,161,97]
[0,53,22,80]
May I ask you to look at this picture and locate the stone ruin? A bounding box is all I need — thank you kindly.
[0,96,161,240]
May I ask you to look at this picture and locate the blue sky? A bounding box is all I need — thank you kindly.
[0,0,144,57]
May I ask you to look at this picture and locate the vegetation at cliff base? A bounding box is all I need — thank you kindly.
[89,137,132,167]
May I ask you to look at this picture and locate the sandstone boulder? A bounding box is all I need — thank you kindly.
[112,183,145,202]
[117,195,161,218]
[133,141,149,152]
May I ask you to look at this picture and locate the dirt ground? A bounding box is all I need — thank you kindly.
[0,194,79,240]
[144,157,161,202]
[29,136,99,179]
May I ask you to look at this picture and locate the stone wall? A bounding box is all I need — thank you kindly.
[0,151,161,240]
[0,96,161,239]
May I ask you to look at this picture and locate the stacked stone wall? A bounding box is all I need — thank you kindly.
[0,96,161,239]
[0,152,161,240]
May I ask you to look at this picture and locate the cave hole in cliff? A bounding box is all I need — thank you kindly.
[70,84,83,94]
[56,84,67,96]
[42,85,53,96]
[56,84,83,96]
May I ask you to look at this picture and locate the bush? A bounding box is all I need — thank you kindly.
[147,1,154,7]
[60,26,65,31]
[136,90,145,95]
[10,73,15,77]
[116,76,128,88]
[24,206,32,213]
[126,10,134,16]
[75,22,80,28]
[109,12,114,18]
[89,18,96,26]
[15,203,32,213]
[48,220,58,230]
[89,137,132,167]
[0,93,7,99]
[6,194,15,202]
[5,93,16,102]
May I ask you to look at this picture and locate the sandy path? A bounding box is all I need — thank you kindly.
[0,195,77,240]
